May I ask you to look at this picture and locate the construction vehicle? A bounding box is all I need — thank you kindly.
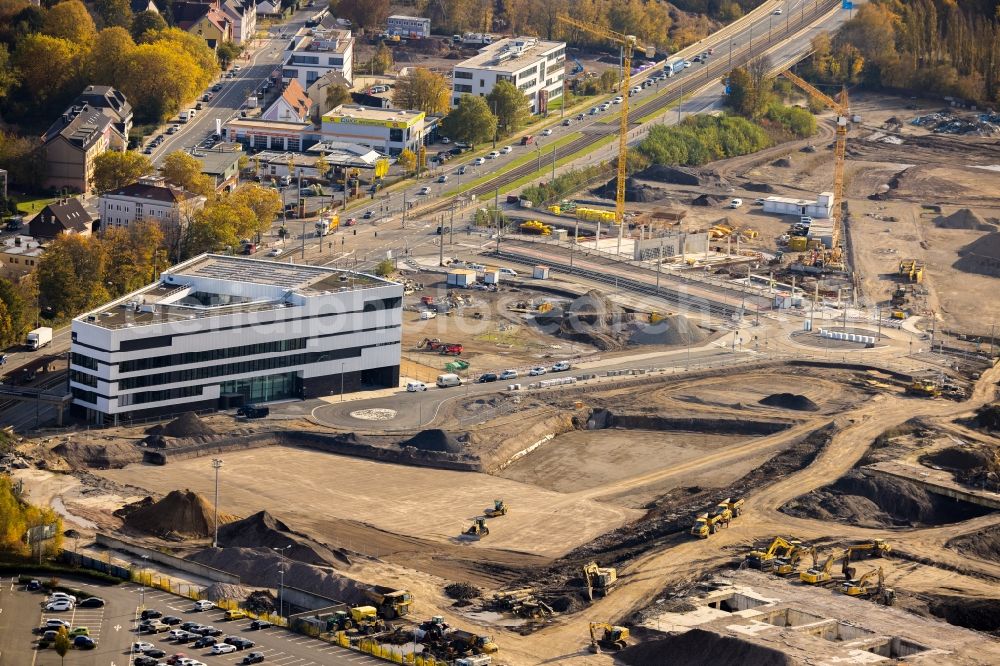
[800,549,850,585]
[775,545,813,577]
[439,343,463,356]
[891,309,907,319]
[781,70,850,248]
[583,562,618,600]
[690,512,729,538]
[746,537,798,571]
[717,497,744,519]
[906,379,940,397]
[557,15,654,244]
[846,539,891,558]
[840,566,894,604]
[484,499,508,517]
[588,622,629,653]
[890,286,907,306]
[363,586,412,619]
[464,517,489,539]
[326,606,386,634]
[447,629,499,655]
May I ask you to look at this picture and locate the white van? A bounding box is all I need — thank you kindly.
[178,110,190,123]
[420,310,437,320]
[499,267,518,277]
[436,373,461,388]
[729,198,743,209]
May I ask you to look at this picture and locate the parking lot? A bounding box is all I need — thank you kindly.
[0,575,385,666]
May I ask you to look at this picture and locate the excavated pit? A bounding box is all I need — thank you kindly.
[926,594,1000,634]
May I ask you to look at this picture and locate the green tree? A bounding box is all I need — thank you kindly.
[362,43,393,75]
[599,69,618,93]
[131,9,167,41]
[0,44,19,105]
[397,148,416,173]
[161,151,215,196]
[0,278,36,348]
[12,34,83,107]
[216,40,242,69]
[37,234,108,319]
[331,0,390,31]
[92,150,154,193]
[373,259,394,277]
[42,0,96,43]
[54,627,70,664]
[486,79,530,136]
[95,0,133,28]
[325,83,351,110]
[392,67,450,115]
[102,220,166,295]
[0,131,44,190]
[87,27,136,86]
[441,95,497,147]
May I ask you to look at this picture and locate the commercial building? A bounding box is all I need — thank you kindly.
[762,192,834,219]
[451,37,566,114]
[282,27,354,89]
[69,254,403,424]
[222,118,319,151]
[253,142,382,181]
[387,15,430,38]
[194,144,243,192]
[99,176,206,230]
[321,105,425,156]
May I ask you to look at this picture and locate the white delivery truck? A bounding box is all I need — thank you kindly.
[26,327,52,350]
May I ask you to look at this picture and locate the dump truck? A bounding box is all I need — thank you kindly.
[716,497,744,519]
[448,629,498,655]
[689,512,728,538]
[589,622,629,653]
[484,499,508,517]
[26,327,52,350]
[364,586,412,619]
[583,562,618,600]
[326,606,386,634]
[846,539,891,558]
[464,517,489,539]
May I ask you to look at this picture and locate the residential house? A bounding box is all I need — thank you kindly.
[174,0,233,49]
[99,176,206,231]
[282,26,354,89]
[256,0,281,17]
[221,0,256,44]
[41,87,133,192]
[29,198,94,239]
[306,70,353,120]
[130,0,158,13]
[262,79,313,123]
[0,236,45,281]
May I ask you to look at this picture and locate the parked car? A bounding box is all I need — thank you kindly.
[162,616,182,625]
[478,373,498,383]
[499,267,518,277]
[44,619,71,629]
[499,369,518,380]
[140,609,162,620]
[440,136,450,144]
[406,381,427,392]
[249,619,272,630]
[242,653,266,664]
[26,579,41,591]
[78,597,105,608]
[73,635,97,649]
[529,366,547,376]
[419,186,432,195]
[145,648,166,658]
[68,627,90,638]
[212,643,238,654]
[45,600,73,612]
[168,629,189,641]
[49,592,77,603]
[225,636,255,650]
[500,145,513,154]
[193,636,217,648]
[132,641,156,653]
[552,361,571,372]
[135,657,159,666]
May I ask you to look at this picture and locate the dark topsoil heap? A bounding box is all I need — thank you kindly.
[616,628,797,666]
[953,231,1000,277]
[400,429,465,453]
[635,164,702,186]
[926,594,1000,634]
[692,193,725,206]
[921,444,998,489]
[933,208,998,231]
[780,469,994,528]
[123,489,237,538]
[759,393,819,412]
[146,412,216,438]
[51,441,144,469]
[596,176,671,203]
[218,511,351,567]
[946,523,1000,564]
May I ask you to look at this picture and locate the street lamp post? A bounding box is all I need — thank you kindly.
[274,545,290,618]
[211,458,223,547]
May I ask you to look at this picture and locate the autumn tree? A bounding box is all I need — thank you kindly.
[94,0,133,28]
[486,79,530,136]
[331,0,390,31]
[397,148,416,173]
[392,67,450,115]
[0,45,18,105]
[441,95,497,147]
[88,27,136,85]
[184,199,256,256]
[12,34,83,107]
[131,8,166,41]
[54,629,70,665]
[229,184,282,238]
[101,220,166,296]
[0,131,44,190]
[37,234,108,319]
[93,150,154,193]
[0,278,35,348]
[216,40,242,69]
[325,83,351,110]
[362,43,393,76]
[42,0,96,44]
[161,151,215,196]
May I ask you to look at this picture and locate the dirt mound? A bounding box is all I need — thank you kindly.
[629,314,709,346]
[921,446,991,472]
[692,193,724,206]
[934,208,997,231]
[535,289,632,351]
[123,489,237,538]
[218,511,350,567]
[146,412,216,438]
[636,164,701,186]
[926,594,1000,634]
[202,582,254,602]
[190,547,370,605]
[781,470,994,528]
[759,393,819,411]
[113,495,154,520]
[772,157,792,167]
[597,177,670,202]
[617,628,796,666]
[51,441,144,469]
[444,582,480,600]
[744,182,776,193]
[953,231,1000,277]
[947,523,1000,563]
[400,429,465,453]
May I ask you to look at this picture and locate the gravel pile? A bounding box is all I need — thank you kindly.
[954,232,1000,277]
[629,314,709,346]
[934,208,997,231]
[123,489,237,538]
[636,164,702,186]
[218,511,351,567]
[146,413,216,438]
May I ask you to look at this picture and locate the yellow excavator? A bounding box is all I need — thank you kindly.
[588,622,630,653]
[775,544,813,577]
[746,537,798,571]
[800,550,842,585]
[840,566,895,605]
[583,562,618,600]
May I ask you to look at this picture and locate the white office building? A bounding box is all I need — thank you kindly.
[282,27,354,89]
[387,15,431,38]
[451,37,566,114]
[762,192,834,219]
[69,254,403,424]
[321,105,425,156]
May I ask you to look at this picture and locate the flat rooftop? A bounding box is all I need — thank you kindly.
[323,105,424,124]
[77,254,394,330]
[456,37,563,72]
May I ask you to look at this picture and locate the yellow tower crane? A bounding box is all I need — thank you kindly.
[557,15,653,245]
[780,69,850,248]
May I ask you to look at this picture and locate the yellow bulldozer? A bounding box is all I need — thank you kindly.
[583,562,618,600]
[906,379,940,398]
[464,517,490,539]
[589,622,630,653]
[326,606,386,634]
[484,499,508,517]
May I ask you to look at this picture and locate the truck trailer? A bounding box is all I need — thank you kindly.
[26,327,52,350]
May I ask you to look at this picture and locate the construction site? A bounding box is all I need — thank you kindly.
[6,79,1000,664]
